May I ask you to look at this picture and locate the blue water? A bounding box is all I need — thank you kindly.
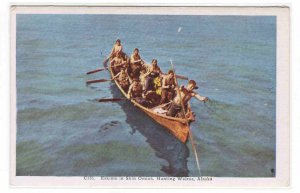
[16,14,276,177]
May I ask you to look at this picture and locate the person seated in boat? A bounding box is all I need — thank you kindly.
[160,70,176,105]
[127,78,150,107]
[144,59,163,93]
[166,80,208,118]
[139,68,148,90]
[143,90,161,108]
[110,51,127,74]
[128,48,145,80]
[109,39,123,59]
[112,67,130,92]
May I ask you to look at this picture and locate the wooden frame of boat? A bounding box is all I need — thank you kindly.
[109,63,193,143]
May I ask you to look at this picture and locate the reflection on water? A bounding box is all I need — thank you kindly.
[109,83,190,177]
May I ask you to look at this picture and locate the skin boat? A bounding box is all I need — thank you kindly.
[108,62,195,143]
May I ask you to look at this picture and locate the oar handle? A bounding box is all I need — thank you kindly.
[175,74,188,80]
[162,73,188,80]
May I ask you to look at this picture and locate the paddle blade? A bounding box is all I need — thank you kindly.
[86,68,106,75]
[98,98,128,102]
[103,58,109,67]
[86,79,111,84]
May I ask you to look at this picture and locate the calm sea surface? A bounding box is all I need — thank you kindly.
[16,15,276,177]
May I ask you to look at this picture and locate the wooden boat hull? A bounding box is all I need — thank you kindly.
[109,65,190,143]
[142,109,189,143]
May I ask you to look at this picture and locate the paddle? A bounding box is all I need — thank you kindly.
[86,79,112,85]
[175,74,188,80]
[103,57,110,67]
[86,62,126,75]
[98,98,131,102]
[170,59,201,176]
[161,72,188,80]
[86,68,107,75]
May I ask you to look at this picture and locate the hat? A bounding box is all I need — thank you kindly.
[188,80,198,89]
[168,70,174,74]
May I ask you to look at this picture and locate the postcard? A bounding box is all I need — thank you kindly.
[10,6,290,188]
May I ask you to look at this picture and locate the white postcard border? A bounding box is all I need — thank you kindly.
[10,6,290,188]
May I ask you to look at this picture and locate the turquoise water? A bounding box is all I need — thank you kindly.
[16,15,276,177]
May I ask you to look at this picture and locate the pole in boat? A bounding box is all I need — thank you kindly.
[170,59,201,176]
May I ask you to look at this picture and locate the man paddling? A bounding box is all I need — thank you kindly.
[127,78,150,107]
[144,59,162,93]
[110,51,127,74]
[129,48,145,80]
[166,80,208,118]
[160,70,176,104]
[112,68,130,92]
[109,39,123,59]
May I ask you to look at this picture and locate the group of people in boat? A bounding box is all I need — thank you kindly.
[108,39,208,119]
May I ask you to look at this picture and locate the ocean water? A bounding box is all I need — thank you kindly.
[16,15,276,177]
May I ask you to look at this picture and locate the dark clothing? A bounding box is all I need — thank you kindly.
[166,102,182,117]
[119,81,129,92]
[160,88,175,104]
[134,97,151,107]
[117,70,130,92]
[145,76,155,91]
[128,82,143,99]
[131,88,143,98]
[149,71,160,78]
[133,68,141,79]
[144,91,161,108]
[160,75,176,104]
[129,54,142,79]
[145,72,160,90]
[128,66,141,80]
